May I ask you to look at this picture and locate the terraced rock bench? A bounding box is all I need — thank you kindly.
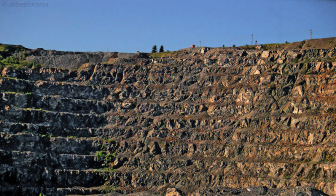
[0,47,335,195]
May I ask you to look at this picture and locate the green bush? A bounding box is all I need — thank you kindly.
[0,58,41,70]
[95,150,117,193]
[0,44,26,53]
[95,151,116,164]
[1,56,18,65]
[0,50,42,70]
[100,181,116,193]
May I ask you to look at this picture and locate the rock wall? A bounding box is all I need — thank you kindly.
[0,47,336,195]
[24,49,147,69]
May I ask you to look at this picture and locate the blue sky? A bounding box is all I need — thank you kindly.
[0,0,335,52]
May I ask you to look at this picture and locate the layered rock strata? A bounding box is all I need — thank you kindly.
[0,47,335,195]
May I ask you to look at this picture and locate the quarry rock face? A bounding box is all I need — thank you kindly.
[0,46,336,195]
[24,49,147,70]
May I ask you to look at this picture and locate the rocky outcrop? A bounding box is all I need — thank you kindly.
[0,46,336,195]
[23,49,148,69]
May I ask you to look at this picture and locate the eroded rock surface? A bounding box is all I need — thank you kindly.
[1,46,336,195]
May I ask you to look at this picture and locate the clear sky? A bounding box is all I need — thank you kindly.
[0,0,335,52]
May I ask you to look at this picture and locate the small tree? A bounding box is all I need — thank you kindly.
[152,45,157,53]
[159,45,164,53]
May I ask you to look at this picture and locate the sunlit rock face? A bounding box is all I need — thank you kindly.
[1,43,336,195]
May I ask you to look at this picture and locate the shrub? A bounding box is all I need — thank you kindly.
[0,54,42,70]
[1,56,18,65]
[100,181,116,193]
[95,150,117,193]
[95,150,116,165]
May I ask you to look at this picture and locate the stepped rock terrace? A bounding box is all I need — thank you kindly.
[1,42,336,195]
